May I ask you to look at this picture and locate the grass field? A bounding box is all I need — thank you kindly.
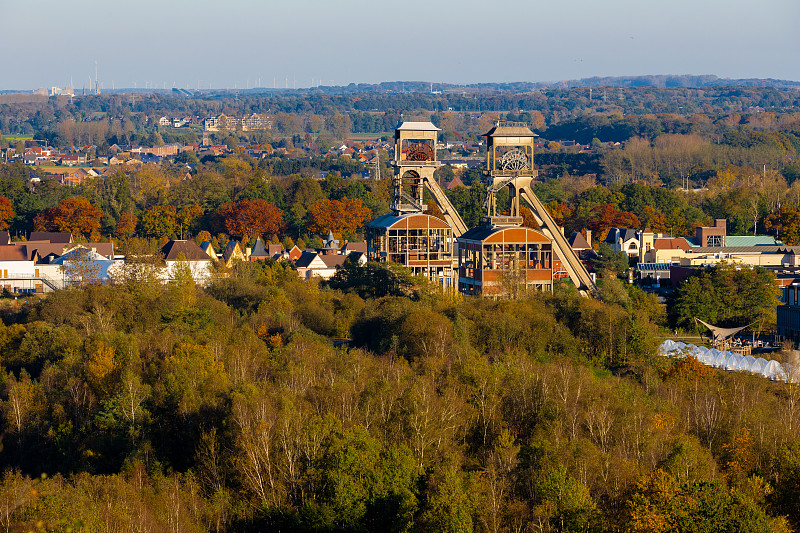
[348,133,390,141]
[2,134,34,141]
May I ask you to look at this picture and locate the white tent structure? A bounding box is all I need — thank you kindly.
[762,360,785,381]
[658,340,795,384]
[725,353,744,371]
[751,358,768,374]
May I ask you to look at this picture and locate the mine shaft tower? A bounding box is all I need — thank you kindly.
[391,122,468,235]
[481,122,598,297]
[366,121,468,287]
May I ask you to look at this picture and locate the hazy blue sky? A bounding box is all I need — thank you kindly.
[2,0,798,90]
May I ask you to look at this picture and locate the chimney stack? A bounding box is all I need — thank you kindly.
[586,229,592,247]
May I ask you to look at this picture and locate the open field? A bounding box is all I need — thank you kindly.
[348,132,390,140]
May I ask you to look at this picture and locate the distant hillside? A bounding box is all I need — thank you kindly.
[4,75,797,98]
[307,75,800,94]
[557,74,800,89]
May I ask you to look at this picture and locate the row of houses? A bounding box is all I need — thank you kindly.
[156,116,197,128]
[0,229,370,295]
[0,232,117,292]
[203,113,273,132]
[6,146,89,167]
[603,219,794,284]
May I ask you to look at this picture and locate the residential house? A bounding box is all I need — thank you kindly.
[159,240,213,285]
[222,240,246,267]
[294,251,348,280]
[446,175,465,190]
[322,231,340,253]
[0,232,117,292]
[287,245,303,262]
[29,232,73,243]
[568,230,598,266]
[139,144,181,157]
[248,238,269,261]
[51,247,116,287]
[340,241,367,255]
[604,228,640,257]
[58,153,87,166]
[199,241,217,260]
[241,113,273,131]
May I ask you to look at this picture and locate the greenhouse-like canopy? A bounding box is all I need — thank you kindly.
[658,340,797,384]
[695,318,751,341]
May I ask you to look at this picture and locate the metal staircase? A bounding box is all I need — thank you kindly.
[423,178,469,236]
[518,188,598,297]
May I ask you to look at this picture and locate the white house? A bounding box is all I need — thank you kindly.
[604,228,640,257]
[160,240,214,285]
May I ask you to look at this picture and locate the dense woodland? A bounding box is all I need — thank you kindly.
[0,260,796,532]
[0,85,798,531]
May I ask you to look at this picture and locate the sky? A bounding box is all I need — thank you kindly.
[2,0,798,90]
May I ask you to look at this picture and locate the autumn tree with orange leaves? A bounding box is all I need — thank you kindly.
[641,206,669,234]
[114,211,138,239]
[587,204,641,241]
[215,199,284,241]
[546,202,573,227]
[33,197,103,238]
[306,198,371,235]
[0,197,14,230]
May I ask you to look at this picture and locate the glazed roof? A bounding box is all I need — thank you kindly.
[367,212,451,230]
[459,224,549,243]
